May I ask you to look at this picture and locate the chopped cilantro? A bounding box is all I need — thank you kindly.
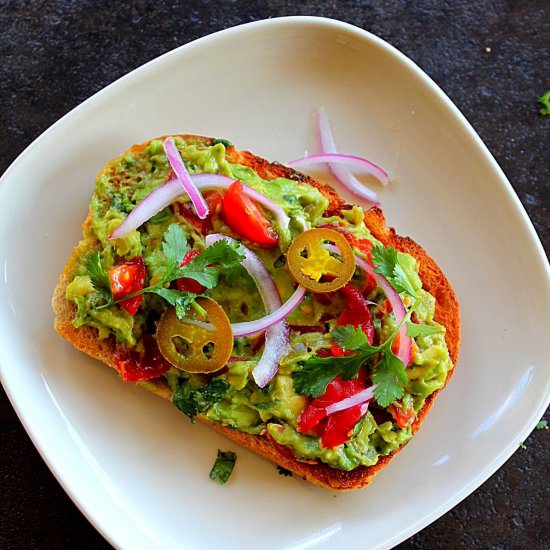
[172,377,230,421]
[175,238,245,289]
[538,90,550,116]
[161,223,189,280]
[371,245,418,297]
[148,288,198,319]
[294,310,415,407]
[91,224,244,318]
[372,349,408,407]
[519,441,527,450]
[209,450,236,485]
[293,355,363,398]
[86,251,111,301]
[536,420,548,430]
[211,138,233,148]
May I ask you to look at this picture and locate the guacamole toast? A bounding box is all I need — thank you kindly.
[53,135,460,491]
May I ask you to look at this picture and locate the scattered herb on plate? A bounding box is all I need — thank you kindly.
[209,450,237,485]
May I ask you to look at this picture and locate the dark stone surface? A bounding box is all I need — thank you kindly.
[0,1,548,548]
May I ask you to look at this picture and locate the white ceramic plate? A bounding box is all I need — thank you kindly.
[1,16,548,550]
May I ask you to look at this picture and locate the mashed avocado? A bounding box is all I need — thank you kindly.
[66,136,454,471]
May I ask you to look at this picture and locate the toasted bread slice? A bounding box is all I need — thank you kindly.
[52,135,460,491]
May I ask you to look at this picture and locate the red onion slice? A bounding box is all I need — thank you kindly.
[109,179,182,239]
[163,138,209,220]
[316,108,381,206]
[205,233,290,387]
[287,153,388,187]
[231,285,306,337]
[192,174,290,231]
[354,255,412,366]
[325,385,376,415]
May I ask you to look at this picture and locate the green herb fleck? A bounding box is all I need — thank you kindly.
[209,450,237,484]
[148,288,198,320]
[211,138,233,148]
[538,90,550,116]
[536,420,548,430]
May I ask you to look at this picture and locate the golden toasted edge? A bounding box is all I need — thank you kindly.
[52,135,460,492]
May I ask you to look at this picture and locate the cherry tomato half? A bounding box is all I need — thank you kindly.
[222,180,278,247]
[108,257,147,315]
[156,297,233,373]
[286,228,355,293]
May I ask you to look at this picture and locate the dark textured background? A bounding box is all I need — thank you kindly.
[1,1,548,548]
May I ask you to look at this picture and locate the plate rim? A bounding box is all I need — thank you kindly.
[1,15,549,550]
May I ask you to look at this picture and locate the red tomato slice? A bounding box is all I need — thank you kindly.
[222,181,278,247]
[175,249,206,294]
[114,334,171,382]
[108,257,146,315]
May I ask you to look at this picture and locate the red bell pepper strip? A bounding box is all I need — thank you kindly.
[330,283,375,356]
[222,181,278,247]
[389,400,416,429]
[114,334,171,382]
[322,402,369,448]
[108,257,147,315]
[318,224,373,260]
[297,373,371,448]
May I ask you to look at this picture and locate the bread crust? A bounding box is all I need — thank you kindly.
[52,135,460,491]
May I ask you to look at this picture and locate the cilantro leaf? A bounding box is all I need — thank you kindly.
[209,449,236,485]
[371,244,397,279]
[538,90,550,116]
[293,352,370,398]
[536,420,548,430]
[406,321,441,338]
[149,288,198,320]
[293,358,350,398]
[161,223,189,280]
[172,377,230,421]
[373,350,407,407]
[86,251,112,301]
[176,239,245,289]
[333,325,369,351]
[371,245,418,297]
[95,227,245,315]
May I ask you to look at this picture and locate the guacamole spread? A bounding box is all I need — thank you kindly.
[65,136,454,471]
